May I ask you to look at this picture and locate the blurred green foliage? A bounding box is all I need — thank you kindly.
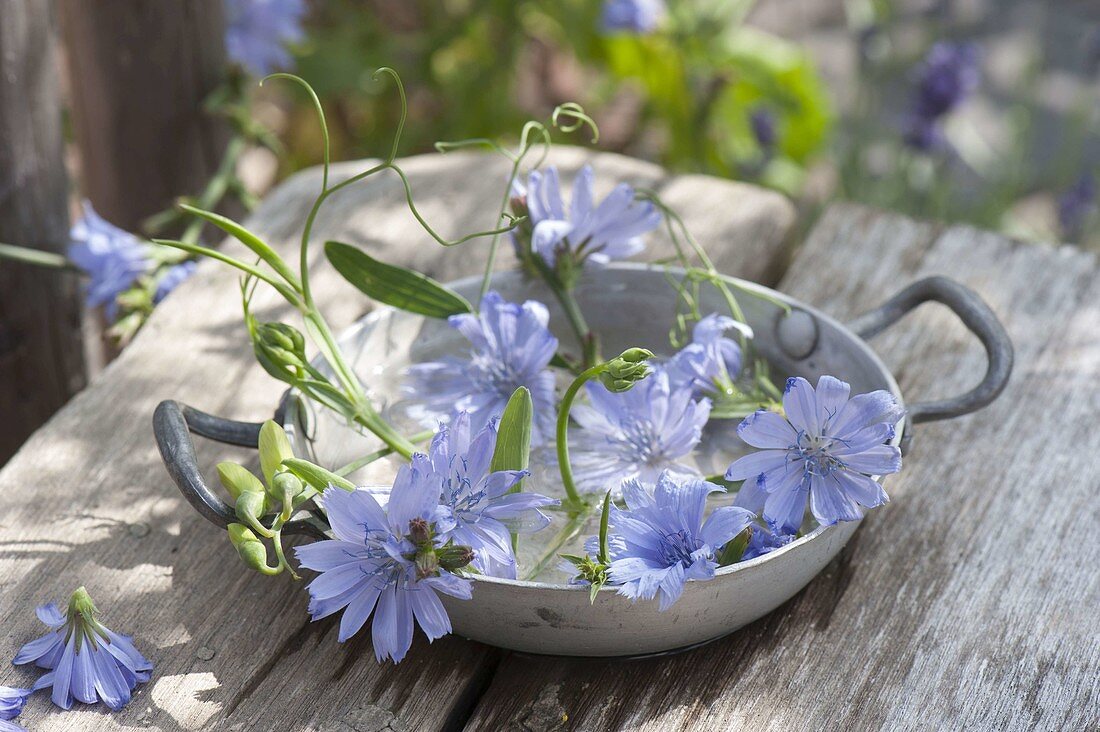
[282,0,832,196]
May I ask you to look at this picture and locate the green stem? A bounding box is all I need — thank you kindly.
[557,364,604,506]
[335,429,435,476]
[552,285,598,368]
[523,510,592,581]
[0,242,79,271]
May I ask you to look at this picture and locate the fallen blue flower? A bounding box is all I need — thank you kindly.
[14,588,152,711]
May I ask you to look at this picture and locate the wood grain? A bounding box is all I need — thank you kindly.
[59,0,229,231]
[0,149,794,731]
[463,204,1100,731]
[0,0,87,462]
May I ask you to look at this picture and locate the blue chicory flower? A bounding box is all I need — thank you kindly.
[405,291,559,445]
[1057,172,1096,240]
[421,412,557,579]
[68,202,151,319]
[598,472,755,610]
[512,165,662,270]
[154,261,198,304]
[14,588,152,711]
[740,520,796,560]
[601,0,667,34]
[750,108,778,152]
[0,686,31,723]
[569,369,711,493]
[295,480,474,663]
[726,375,904,533]
[0,721,26,732]
[903,42,980,152]
[665,314,745,397]
[224,0,306,77]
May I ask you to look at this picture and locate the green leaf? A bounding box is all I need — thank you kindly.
[718,526,753,567]
[216,462,265,500]
[597,490,613,564]
[177,203,301,289]
[258,421,294,486]
[281,457,357,493]
[324,241,472,318]
[490,387,533,494]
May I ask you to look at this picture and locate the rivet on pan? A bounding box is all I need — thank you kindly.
[776,309,818,360]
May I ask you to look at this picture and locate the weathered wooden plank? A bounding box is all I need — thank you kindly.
[59,0,228,231]
[0,0,87,462]
[0,148,794,730]
[463,203,1100,731]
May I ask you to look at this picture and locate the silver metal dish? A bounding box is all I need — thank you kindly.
[155,265,1011,657]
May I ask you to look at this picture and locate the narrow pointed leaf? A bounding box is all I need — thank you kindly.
[217,463,265,500]
[324,240,472,318]
[177,203,300,288]
[490,387,533,494]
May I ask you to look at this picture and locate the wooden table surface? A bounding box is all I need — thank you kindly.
[1,148,1096,731]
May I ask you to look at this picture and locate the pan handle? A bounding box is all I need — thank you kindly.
[153,399,329,539]
[846,276,1013,424]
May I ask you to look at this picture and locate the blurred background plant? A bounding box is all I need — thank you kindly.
[263,0,1098,248]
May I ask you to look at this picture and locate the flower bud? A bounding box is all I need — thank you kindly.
[599,347,654,393]
[437,542,475,572]
[415,547,439,580]
[227,523,274,573]
[407,517,432,546]
[234,490,269,530]
[269,471,304,505]
[255,322,308,379]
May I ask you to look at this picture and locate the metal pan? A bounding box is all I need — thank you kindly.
[155,265,1012,657]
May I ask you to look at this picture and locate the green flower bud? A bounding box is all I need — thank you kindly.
[269,470,304,504]
[227,523,278,574]
[437,542,475,572]
[234,491,269,534]
[255,322,308,380]
[258,420,294,486]
[415,547,439,580]
[598,347,655,393]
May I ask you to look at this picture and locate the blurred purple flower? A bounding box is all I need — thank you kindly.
[405,292,559,445]
[0,686,31,723]
[14,588,152,711]
[665,314,744,397]
[903,42,980,152]
[1057,172,1096,240]
[224,0,306,77]
[750,108,778,152]
[68,202,151,319]
[512,165,661,270]
[601,0,666,34]
[570,370,710,494]
[428,412,557,579]
[600,472,754,610]
[726,376,903,532]
[296,483,473,663]
[154,261,198,304]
